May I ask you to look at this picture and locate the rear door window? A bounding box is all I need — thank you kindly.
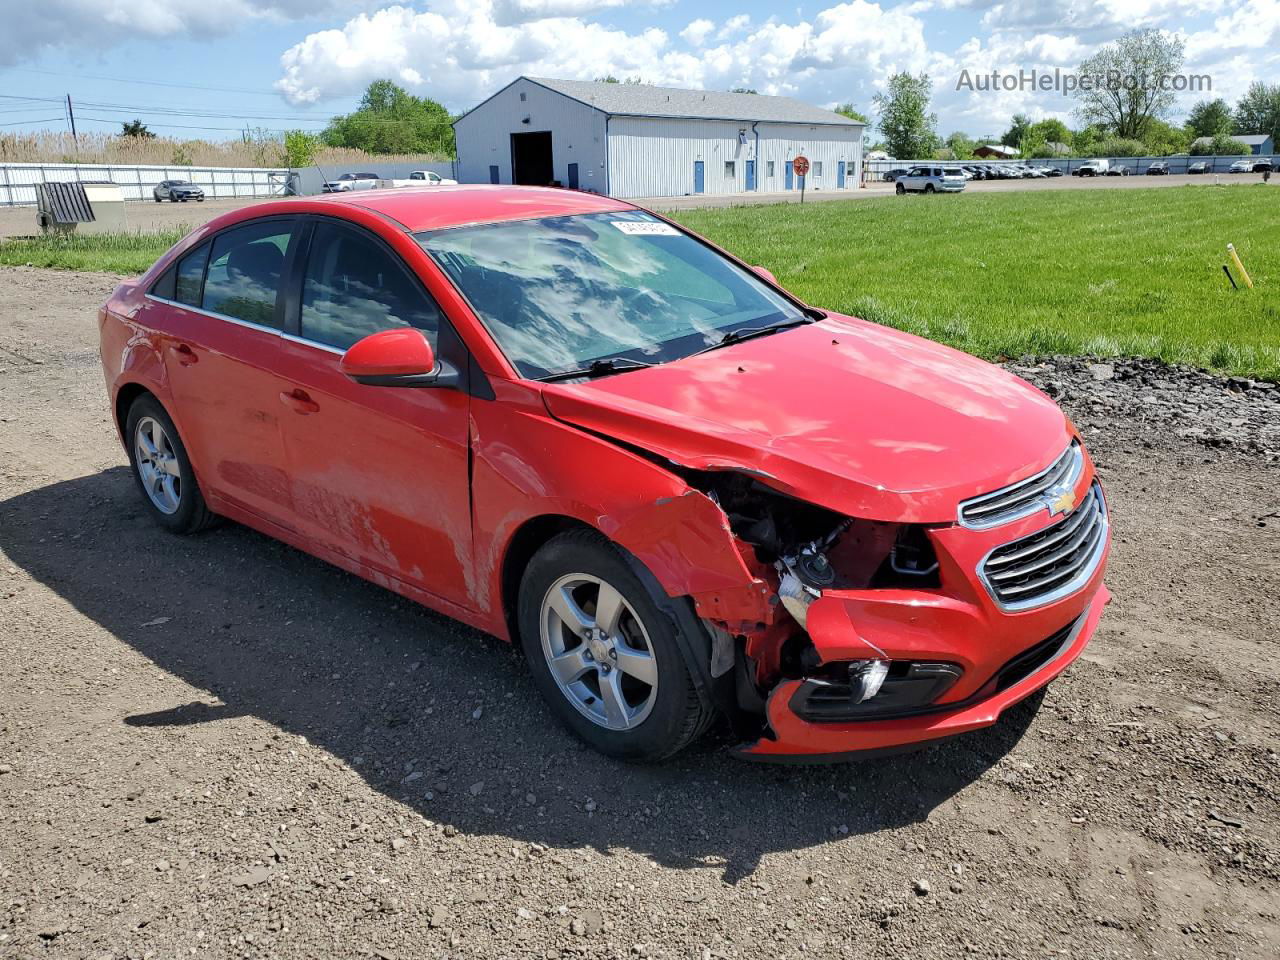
[202,220,294,328]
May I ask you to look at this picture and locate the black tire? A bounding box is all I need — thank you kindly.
[517,529,714,761]
[154,196,162,203]
[925,183,935,194]
[124,394,218,535]
[895,182,906,194]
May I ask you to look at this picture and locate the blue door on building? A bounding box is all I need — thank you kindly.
[785,161,794,190]
[693,161,705,193]
[567,163,579,189]
[837,161,846,188]
[745,160,755,191]
[489,165,499,184]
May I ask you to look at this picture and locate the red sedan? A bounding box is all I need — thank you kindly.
[98,186,1110,761]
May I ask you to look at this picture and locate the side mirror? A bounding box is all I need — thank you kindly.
[752,265,779,286]
[340,328,460,389]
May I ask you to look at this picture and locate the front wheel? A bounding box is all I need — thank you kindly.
[125,395,218,535]
[895,182,906,194]
[518,530,713,761]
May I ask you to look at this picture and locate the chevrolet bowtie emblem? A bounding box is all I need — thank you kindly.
[1047,489,1077,516]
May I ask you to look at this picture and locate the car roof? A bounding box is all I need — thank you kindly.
[232,185,635,233]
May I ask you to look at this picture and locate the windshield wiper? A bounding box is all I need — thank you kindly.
[689,317,814,357]
[537,357,654,383]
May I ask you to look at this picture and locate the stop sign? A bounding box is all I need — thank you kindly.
[793,155,810,177]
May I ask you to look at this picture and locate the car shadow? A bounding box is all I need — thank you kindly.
[0,468,1045,884]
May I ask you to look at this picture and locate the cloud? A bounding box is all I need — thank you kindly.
[0,0,358,66]
[491,0,672,26]
[679,19,715,47]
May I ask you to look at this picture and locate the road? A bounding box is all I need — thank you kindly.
[0,265,1277,959]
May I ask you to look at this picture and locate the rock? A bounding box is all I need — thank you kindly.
[230,866,271,887]
[1087,363,1115,381]
[428,905,450,928]
[517,907,536,920]
[913,879,932,896]
[469,781,485,797]
[0,764,11,775]
[390,838,407,852]
[472,706,483,720]
[154,859,171,872]
[570,918,587,936]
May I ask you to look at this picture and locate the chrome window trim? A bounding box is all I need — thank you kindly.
[957,440,1084,530]
[144,294,347,356]
[976,482,1109,613]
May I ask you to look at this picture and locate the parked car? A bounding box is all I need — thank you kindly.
[100,186,1110,762]
[1041,165,1063,177]
[895,165,967,194]
[380,170,460,188]
[882,167,911,182]
[962,164,985,180]
[321,172,381,193]
[1188,161,1211,174]
[1146,161,1169,175]
[1253,158,1274,172]
[1104,165,1130,176]
[153,180,204,203]
[1228,158,1271,173]
[1073,159,1109,177]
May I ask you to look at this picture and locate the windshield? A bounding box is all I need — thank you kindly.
[417,211,804,379]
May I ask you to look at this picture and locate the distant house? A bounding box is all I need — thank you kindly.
[1190,134,1274,155]
[973,144,1020,159]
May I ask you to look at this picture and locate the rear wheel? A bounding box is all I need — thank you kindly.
[125,395,218,535]
[518,530,713,761]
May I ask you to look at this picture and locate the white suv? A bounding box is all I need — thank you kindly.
[895,165,966,194]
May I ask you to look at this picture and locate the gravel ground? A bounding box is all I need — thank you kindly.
[0,198,273,239]
[0,265,1277,960]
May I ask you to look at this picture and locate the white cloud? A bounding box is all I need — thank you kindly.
[0,0,354,66]
[491,0,672,27]
[680,18,715,47]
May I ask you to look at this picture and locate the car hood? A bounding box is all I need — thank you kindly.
[540,314,1072,523]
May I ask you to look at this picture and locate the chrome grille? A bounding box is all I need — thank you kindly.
[980,482,1108,611]
[959,441,1083,529]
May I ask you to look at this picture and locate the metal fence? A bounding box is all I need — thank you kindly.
[864,154,1277,181]
[0,162,291,206]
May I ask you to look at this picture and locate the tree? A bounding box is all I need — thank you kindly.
[323,80,455,157]
[283,130,320,168]
[1186,98,1234,139]
[1191,132,1250,156]
[1029,118,1071,148]
[728,87,758,94]
[944,130,975,159]
[1138,118,1189,156]
[872,73,938,160]
[1234,81,1280,145]
[1000,113,1032,147]
[1069,29,1185,139]
[121,119,155,139]
[834,103,869,123]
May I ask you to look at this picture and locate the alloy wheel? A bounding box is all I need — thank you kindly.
[539,573,659,731]
[134,416,182,514]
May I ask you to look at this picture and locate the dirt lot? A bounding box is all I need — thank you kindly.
[0,198,272,240]
[1,265,1278,960]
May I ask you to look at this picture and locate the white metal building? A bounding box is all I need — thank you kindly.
[454,77,865,199]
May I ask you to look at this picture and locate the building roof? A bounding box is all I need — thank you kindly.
[1191,134,1272,148]
[524,77,863,127]
[975,144,1020,157]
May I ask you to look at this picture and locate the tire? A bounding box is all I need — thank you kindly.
[197,197,204,202]
[517,529,713,761]
[895,182,905,195]
[154,196,162,203]
[924,183,935,194]
[124,394,218,535]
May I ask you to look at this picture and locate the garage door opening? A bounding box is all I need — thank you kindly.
[511,131,554,186]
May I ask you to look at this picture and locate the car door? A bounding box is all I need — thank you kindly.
[153,217,300,528]
[272,217,474,609]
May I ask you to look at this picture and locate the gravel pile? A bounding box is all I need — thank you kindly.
[1008,356,1280,462]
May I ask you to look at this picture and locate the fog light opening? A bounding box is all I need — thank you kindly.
[849,659,890,703]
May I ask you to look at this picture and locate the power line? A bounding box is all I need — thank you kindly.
[8,66,287,97]
[0,117,65,127]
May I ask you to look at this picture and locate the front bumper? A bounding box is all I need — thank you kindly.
[737,473,1111,760]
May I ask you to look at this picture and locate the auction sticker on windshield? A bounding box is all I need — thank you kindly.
[611,221,681,236]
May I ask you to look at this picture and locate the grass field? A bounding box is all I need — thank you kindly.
[2,185,1278,379]
[0,228,186,274]
[678,185,1280,380]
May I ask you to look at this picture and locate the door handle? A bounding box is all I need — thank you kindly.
[279,388,319,415]
[169,343,198,366]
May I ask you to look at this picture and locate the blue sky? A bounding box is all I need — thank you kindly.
[2,2,1276,142]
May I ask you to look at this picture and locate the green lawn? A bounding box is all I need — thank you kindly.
[2,185,1278,379]
[674,185,1280,380]
[0,228,186,274]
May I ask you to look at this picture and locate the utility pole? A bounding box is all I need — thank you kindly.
[66,94,79,159]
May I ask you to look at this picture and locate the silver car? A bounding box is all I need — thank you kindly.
[895,164,966,194]
[153,179,204,202]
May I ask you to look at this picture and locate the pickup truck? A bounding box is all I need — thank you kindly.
[377,170,459,188]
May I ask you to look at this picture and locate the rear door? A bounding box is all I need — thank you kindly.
[155,218,300,527]
[271,217,474,609]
